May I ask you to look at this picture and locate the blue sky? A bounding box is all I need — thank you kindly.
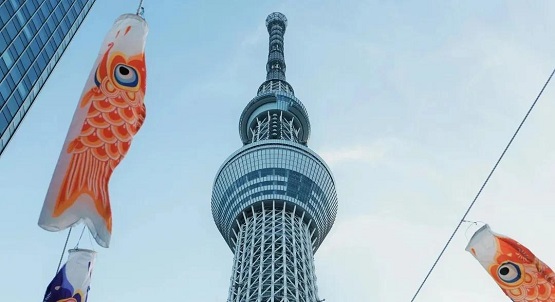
[2,0,555,301]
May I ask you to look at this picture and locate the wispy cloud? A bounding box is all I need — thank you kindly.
[319,138,400,166]
[316,212,501,301]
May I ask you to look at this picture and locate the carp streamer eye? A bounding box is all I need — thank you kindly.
[497,262,522,283]
[113,64,138,88]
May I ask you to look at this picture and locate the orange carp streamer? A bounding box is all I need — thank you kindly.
[467,224,555,301]
[39,14,148,248]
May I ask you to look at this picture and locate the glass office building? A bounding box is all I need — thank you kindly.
[0,0,96,156]
[212,13,338,301]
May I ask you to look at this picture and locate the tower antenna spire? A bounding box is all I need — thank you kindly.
[257,12,295,95]
[265,12,288,81]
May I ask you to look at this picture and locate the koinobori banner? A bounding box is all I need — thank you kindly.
[38,14,148,248]
[43,249,96,302]
[466,224,555,301]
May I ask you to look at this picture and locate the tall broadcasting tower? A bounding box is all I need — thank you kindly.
[212,12,338,301]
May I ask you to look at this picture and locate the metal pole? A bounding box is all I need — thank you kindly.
[55,227,72,274]
[136,0,144,15]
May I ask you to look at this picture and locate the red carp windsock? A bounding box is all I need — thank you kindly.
[466,224,555,301]
[38,14,148,248]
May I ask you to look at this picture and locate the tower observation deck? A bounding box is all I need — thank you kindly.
[211,12,338,302]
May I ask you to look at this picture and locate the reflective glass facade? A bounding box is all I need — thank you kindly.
[0,0,96,155]
[212,139,337,251]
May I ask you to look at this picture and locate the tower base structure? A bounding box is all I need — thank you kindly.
[228,201,319,302]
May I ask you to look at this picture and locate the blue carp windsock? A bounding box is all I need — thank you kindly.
[466,224,555,301]
[38,14,148,248]
[43,249,96,302]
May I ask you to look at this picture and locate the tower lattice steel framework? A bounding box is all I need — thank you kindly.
[212,12,338,302]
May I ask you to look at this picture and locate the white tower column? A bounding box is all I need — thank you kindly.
[228,202,318,302]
